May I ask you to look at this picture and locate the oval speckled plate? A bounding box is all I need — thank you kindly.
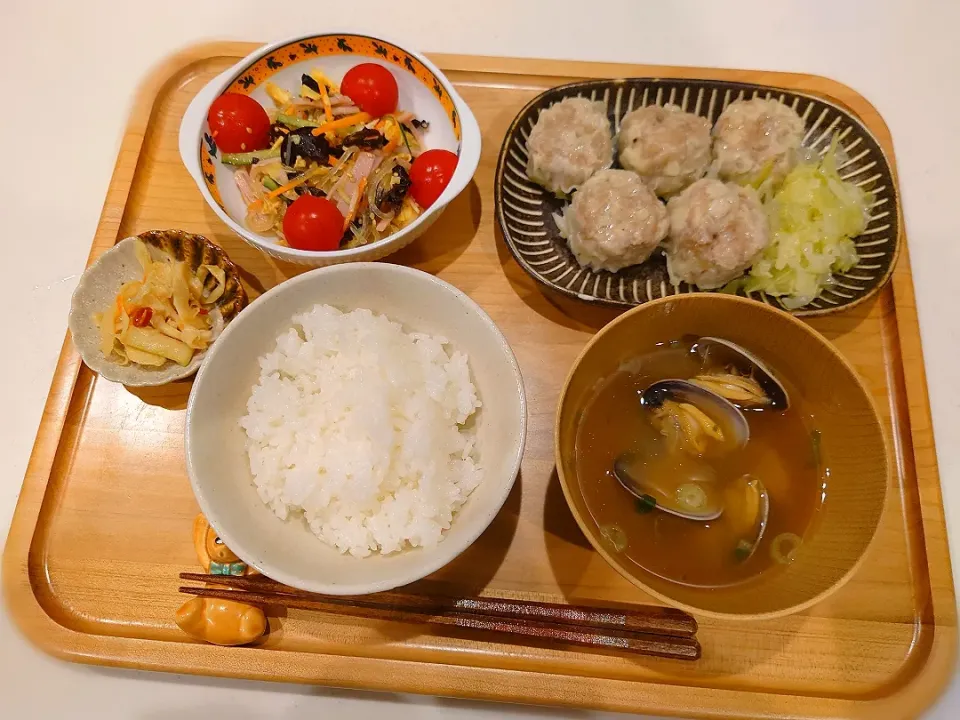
[494,79,900,316]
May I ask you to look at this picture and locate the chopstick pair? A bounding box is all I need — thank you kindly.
[179,573,701,661]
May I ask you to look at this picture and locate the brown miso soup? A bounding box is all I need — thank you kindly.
[575,337,824,588]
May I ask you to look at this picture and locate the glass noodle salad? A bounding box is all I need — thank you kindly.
[207,63,459,251]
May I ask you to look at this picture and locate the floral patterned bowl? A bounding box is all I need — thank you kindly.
[179,32,481,267]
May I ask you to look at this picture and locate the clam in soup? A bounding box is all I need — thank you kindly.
[575,336,824,587]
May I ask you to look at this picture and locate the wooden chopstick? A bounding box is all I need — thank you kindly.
[179,573,697,638]
[180,585,700,660]
[178,574,700,661]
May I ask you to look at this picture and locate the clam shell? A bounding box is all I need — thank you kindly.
[68,232,246,387]
[640,378,750,450]
[695,336,789,409]
[726,474,771,561]
[613,453,724,521]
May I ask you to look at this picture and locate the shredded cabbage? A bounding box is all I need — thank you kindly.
[743,141,872,309]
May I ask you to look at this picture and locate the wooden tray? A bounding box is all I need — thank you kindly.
[3,43,956,719]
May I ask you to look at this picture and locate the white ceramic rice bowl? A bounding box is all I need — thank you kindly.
[185,263,526,594]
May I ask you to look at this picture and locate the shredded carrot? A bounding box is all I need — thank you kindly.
[382,136,401,154]
[379,115,408,155]
[310,112,371,136]
[248,165,326,209]
[342,178,368,231]
[318,83,334,123]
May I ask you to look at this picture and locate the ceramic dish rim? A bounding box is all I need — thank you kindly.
[495,78,902,318]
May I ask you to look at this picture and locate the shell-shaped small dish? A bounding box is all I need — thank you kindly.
[68,230,247,386]
[495,79,900,316]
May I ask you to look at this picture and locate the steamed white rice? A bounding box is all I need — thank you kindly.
[239,304,482,558]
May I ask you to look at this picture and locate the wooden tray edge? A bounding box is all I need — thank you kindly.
[1,41,955,718]
[1,41,215,656]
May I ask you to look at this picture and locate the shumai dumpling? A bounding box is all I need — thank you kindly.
[712,97,805,185]
[526,96,613,195]
[664,178,770,289]
[557,169,669,272]
[618,104,712,197]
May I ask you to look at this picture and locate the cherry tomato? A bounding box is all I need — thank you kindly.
[409,149,459,208]
[340,64,399,118]
[207,93,271,153]
[283,195,345,251]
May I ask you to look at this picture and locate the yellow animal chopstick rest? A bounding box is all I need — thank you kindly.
[175,514,267,646]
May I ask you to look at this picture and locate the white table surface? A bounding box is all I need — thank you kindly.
[1,0,957,717]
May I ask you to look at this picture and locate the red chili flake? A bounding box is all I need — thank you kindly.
[131,307,153,327]
[198,308,209,316]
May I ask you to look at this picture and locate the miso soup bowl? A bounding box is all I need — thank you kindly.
[555,294,890,620]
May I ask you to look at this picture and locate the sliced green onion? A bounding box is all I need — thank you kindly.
[599,524,628,553]
[675,483,708,512]
[635,494,657,515]
[734,539,754,562]
[810,429,822,470]
[770,533,802,564]
[262,177,280,191]
[220,147,281,166]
